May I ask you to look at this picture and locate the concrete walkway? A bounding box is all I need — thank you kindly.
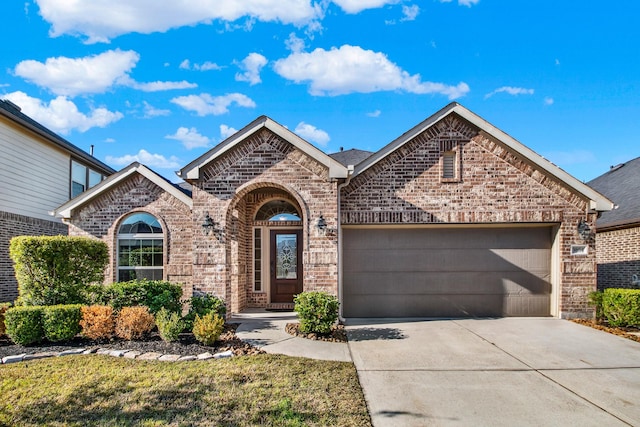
[231,309,351,362]
[345,317,640,427]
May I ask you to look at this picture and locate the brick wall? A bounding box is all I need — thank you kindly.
[0,211,68,302]
[192,128,338,313]
[596,225,640,289]
[66,174,193,299]
[341,114,598,319]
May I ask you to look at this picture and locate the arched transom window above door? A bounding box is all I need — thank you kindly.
[255,200,301,222]
[117,212,163,282]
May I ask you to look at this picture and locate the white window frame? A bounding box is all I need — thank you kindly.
[117,213,164,282]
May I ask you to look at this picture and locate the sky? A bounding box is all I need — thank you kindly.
[1,0,639,184]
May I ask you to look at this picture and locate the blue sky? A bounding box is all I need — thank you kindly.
[2,0,639,183]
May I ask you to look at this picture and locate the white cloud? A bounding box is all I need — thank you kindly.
[105,137,116,143]
[171,93,256,116]
[106,149,181,169]
[142,101,170,118]
[274,45,469,99]
[332,0,398,14]
[439,0,479,6]
[220,124,238,139]
[14,49,139,97]
[401,5,420,21]
[13,49,195,96]
[4,91,122,134]
[180,59,222,71]
[165,127,211,149]
[544,97,554,105]
[123,78,197,92]
[35,0,324,43]
[555,59,560,66]
[484,86,534,99]
[235,53,268,85]
[294,122,330,146]
[367,110,381,117]
[286,33,306,53]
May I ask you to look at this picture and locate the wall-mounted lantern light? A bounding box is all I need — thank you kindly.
[577,219,592,241]
[316,215,327,232]
[202,212,223,239]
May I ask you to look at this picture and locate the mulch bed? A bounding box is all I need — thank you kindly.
[285,322,348,343]
[571,319,640,343]
[0,323,264,359]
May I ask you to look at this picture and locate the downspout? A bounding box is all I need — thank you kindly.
[336,166,354,322]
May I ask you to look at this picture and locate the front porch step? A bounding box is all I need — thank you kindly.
[265,303,295,312]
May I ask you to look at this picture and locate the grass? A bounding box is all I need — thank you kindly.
[0,354,371,427]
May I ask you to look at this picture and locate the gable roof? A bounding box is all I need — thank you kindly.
[53,162,192,219]
[178,115,349,181]
[353,102,613,212]
[329,148,374,167]
[588,156,640,230]
[0,99,115,176]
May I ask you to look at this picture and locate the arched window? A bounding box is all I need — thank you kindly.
[117,212,163,281]
[255,200,301,221]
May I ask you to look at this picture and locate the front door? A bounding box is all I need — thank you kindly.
[270,230,303,303]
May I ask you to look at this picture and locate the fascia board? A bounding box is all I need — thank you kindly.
[54,163,192,219]
[180,116,348,180]
[353,103,613,212]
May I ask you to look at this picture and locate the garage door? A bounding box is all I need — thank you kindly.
[343,227,552,317]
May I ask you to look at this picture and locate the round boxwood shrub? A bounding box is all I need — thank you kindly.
[5,306,44,345]
[42,304,82,342]
[193,312,225,346]
[294,291,339,334]
[156,308,185,343]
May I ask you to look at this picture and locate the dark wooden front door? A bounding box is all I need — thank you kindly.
[270,230,303,303]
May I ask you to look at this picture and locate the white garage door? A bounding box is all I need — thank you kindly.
[342,227,552,317]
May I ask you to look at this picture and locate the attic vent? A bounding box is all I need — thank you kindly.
[442,152,456,179]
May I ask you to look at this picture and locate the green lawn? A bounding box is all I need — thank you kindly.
[0,354,371,426]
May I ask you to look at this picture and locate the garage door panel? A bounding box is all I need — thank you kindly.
[346,272,551,296]
[343,227,552,317]
[344,249,550,273]
[344,294,510,318]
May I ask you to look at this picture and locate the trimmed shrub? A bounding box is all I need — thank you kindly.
[5,306,44,345]
[43,305,82,342]
[294,291,339,334]
[602,288,640,327]
[103,280,183,314]
[155,308,185,343]
[588,291,604,321]
[83,284,108,306]
[80,305,115,341]
[193,312,224,346]
[0,302,11,337]
[9,236,108,306]
[183,294,226,330]
[115,306,155,340]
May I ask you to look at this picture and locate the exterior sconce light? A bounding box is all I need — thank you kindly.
[202,212,223,239]
[316,215,327,232]
[577,219,591,241]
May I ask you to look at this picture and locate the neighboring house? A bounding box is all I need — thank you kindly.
[54,103,613,319]
[588,157,640,289]
[0,99,115,302]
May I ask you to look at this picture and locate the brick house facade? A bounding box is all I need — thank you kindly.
[55,103,612,319]
[588,157,640,289]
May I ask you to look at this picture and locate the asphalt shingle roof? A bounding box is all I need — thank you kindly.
[588,156,640,229]
[328,148,373,167]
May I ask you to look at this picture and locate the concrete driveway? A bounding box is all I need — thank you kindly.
[345,318,640,427]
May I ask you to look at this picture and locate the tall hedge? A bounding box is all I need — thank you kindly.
[9,236,108,306]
